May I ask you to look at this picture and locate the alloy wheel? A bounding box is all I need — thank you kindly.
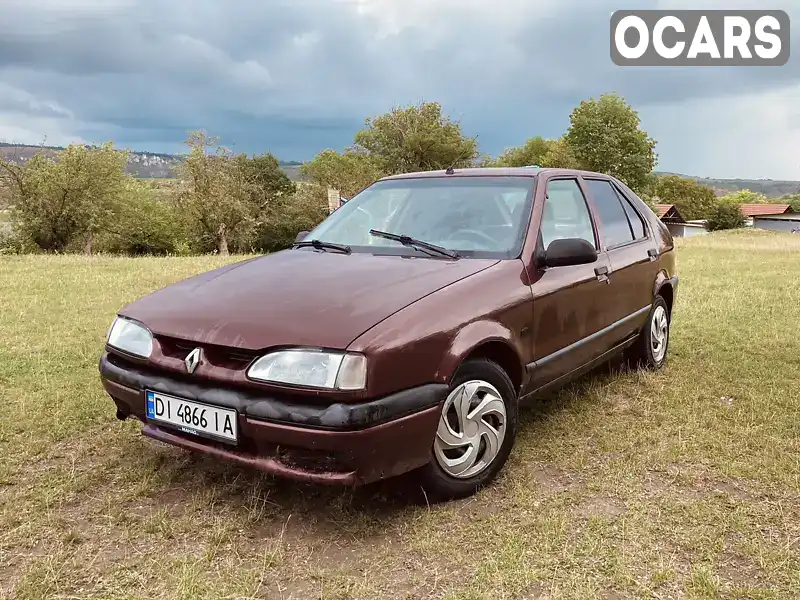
[433,380,507,479]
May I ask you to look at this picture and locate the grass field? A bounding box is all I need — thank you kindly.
[1,230,799,600]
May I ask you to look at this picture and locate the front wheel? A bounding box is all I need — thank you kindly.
[417,358,518,502]
[627,295,671,370]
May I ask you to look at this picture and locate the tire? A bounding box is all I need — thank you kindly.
[417,358,518,502]
[626,295,671,370]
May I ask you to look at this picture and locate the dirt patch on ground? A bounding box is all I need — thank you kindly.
[519,581,553,599]
[574,497,627,519]
[704,479,757,502]
[716,551,767,586]
[528,464,576,495]
[641,467,761,504]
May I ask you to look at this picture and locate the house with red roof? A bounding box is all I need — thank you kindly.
[745,204,800,233]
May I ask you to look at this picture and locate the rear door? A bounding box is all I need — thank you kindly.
[528,176,615,390]
[582,177,658,341]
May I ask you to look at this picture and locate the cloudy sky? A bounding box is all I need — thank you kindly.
[0,0,798,179]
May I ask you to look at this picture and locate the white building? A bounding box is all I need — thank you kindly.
[752,212,800,233]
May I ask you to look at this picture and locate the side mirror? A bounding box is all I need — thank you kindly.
[542,238,597,268]
[294,231,310,243]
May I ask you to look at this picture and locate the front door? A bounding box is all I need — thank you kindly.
[527,177,615,391]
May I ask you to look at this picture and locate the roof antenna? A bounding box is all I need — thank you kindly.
[443,133,478,175]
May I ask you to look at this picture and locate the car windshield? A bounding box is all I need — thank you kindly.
[303,176,536,258]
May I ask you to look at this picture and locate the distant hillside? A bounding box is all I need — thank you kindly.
[655,171,800,198]
[0,143,305,181]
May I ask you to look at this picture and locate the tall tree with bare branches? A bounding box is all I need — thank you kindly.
[173,131,295,255]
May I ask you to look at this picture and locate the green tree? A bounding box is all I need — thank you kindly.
[781,194,800,212]
[718,189,769,205]
[637,172,659,199]
[565,93,657,193]
[706,202,746,231]
[300,149,384,198]
[488,136,581,170]
[636,172,661,213]
[540,137,581,169]
[652,174,718,221]
[1,143,130,253]
[235,153,296,203]
[353,101,479,173]
[173,132,295,255]
[173,131,241,255]
[234,152,296,251]
[256,182,330,252]
[492,136,553,167]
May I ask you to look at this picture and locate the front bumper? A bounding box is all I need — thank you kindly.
[99,352,447,485]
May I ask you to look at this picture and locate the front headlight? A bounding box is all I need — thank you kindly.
[247,349,367,390]
[107,316,153,358]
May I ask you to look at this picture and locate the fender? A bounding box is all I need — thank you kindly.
[653,270,679,298]
[653,269,669,299]
[435,319,525,385]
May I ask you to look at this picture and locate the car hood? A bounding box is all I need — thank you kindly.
[120,249,499,351]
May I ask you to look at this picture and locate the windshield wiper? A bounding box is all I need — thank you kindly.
[369,229,459,259]
[294,239,351,254]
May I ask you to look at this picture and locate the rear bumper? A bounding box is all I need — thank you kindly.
[100,352,446,485]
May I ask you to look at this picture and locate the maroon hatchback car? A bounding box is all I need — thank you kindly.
[100,167,677,500]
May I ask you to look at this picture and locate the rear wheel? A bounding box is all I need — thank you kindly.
[627,295,670,370]
[418,358,518,501]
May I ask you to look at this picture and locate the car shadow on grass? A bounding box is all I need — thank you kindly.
[517,355,632,425]
[133,357,634,538]
[135,439,430,542]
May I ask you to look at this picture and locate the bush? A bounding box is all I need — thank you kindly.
[0,210,38,254]
[93,181,192,255]
[706,203,746,232]
[0,216,20,254]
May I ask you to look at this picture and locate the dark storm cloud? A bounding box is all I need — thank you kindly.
[0,0,797,174]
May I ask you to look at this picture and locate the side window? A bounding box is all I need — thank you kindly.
[584,179,634,248]
[540,179,596,250]
[614,185,647,239]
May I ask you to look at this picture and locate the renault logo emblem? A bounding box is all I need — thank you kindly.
[185,348,202,374]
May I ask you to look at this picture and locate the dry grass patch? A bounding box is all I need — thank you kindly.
[1,230,799,599]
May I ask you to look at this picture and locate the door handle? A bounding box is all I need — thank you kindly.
[648,248,658,261]
[594,265,610,283]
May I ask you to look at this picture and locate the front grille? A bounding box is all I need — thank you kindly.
[156,335,258,371]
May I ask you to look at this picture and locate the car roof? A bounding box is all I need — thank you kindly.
[378,167,613,181]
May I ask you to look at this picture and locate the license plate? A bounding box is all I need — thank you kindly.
[145,391,238,443]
